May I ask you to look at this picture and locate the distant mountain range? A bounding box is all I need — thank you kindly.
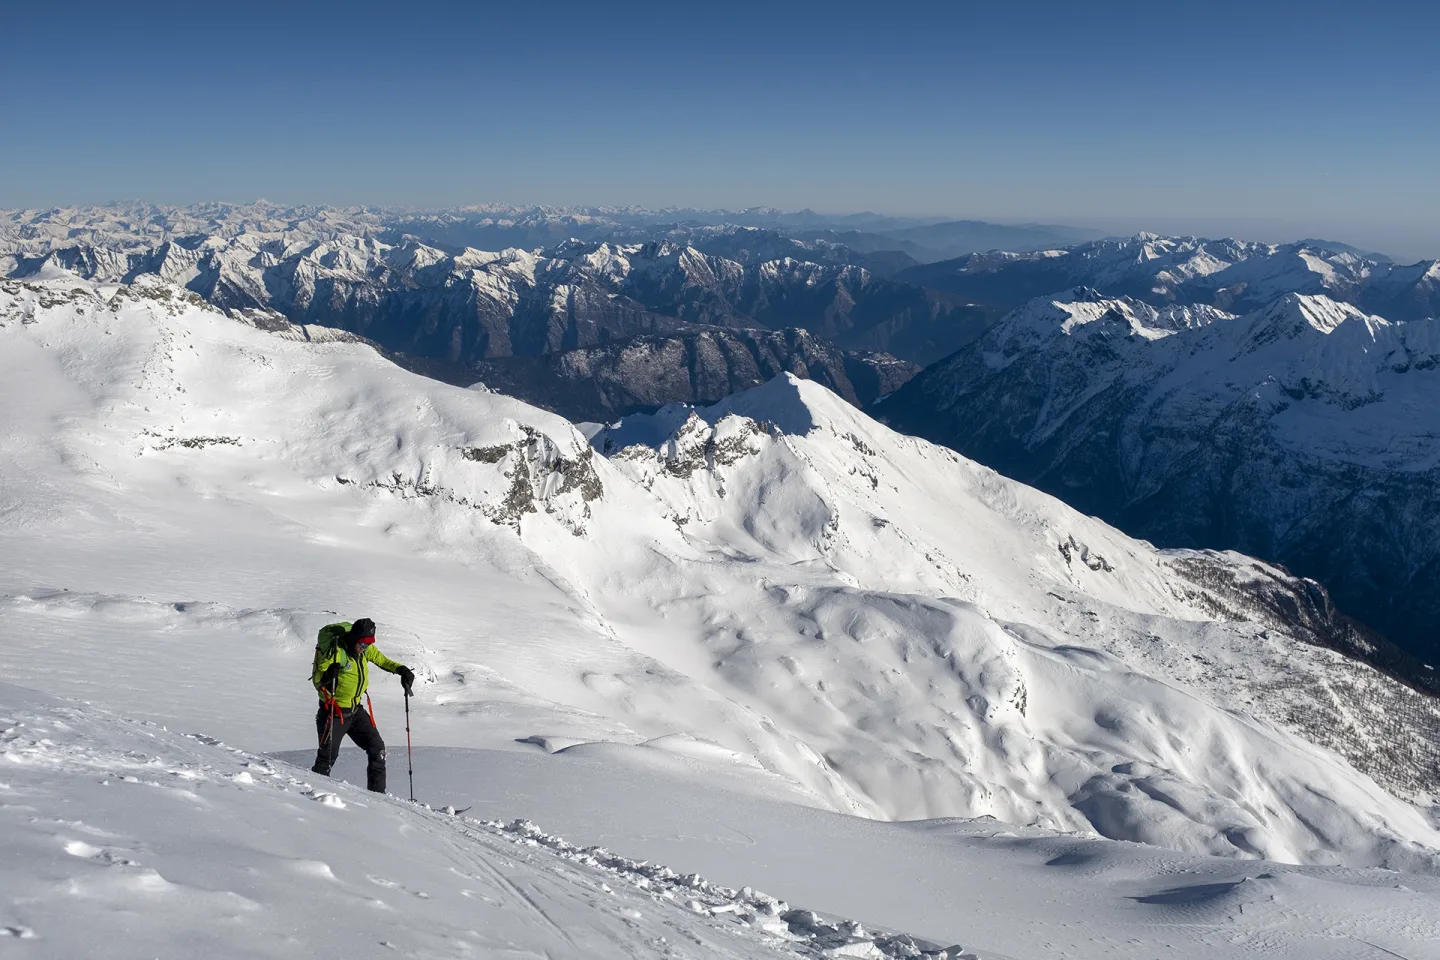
[0,203,1007,418]
[383,206,1104,264]
[896,234,1440,321]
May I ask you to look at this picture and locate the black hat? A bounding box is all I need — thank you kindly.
[350,618,376,640]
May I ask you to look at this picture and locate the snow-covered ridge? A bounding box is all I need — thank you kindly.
[988,287,1236,343]
[0,275,606,532]
[971,287,1440,450]
[898,233,1440,323]
[3,275,1439,876]
[593,375,1440,816]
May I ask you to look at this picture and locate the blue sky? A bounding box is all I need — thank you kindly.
[4,0,1438,258]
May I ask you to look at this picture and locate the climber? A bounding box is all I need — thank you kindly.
[310,617,415,792]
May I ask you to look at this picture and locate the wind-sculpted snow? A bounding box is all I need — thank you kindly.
[2,275,1438,885]
[880,287,1440,666]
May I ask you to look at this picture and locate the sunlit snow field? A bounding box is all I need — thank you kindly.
[2,274,1438,959]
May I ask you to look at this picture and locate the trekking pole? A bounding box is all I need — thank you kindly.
[404,688,415,802]
[318,677,340,768]
[319,706,336,760]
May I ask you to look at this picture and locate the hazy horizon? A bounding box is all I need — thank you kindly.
[7,197,1432,263]
[5,0,1437,261]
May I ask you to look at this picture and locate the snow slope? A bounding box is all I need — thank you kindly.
[3,272,1440,956]
[16,682,1437,960]
[0,681,995,960]
[311,742,1440,960]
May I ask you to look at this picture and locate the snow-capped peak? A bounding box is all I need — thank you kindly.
[704,372,833,436]
[1246,291,1379,339]
[988,288,1233,348]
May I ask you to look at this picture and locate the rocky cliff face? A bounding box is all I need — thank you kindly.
[880,288,1440,668]
[451,328,919,422]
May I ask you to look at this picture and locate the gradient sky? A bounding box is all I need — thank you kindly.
[5,0,1438,258]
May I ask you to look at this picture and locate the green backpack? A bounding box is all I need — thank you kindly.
[311,621,353,678]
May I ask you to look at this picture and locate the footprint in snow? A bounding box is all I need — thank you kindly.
[305,791,346,808]
[1,926,37,939]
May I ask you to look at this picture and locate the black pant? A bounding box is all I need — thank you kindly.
[312,702,386,793]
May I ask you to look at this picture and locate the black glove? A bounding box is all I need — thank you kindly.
[397,665,415,696]
[320,663,341,694]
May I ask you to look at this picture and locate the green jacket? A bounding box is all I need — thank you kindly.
[312,622,404,708]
